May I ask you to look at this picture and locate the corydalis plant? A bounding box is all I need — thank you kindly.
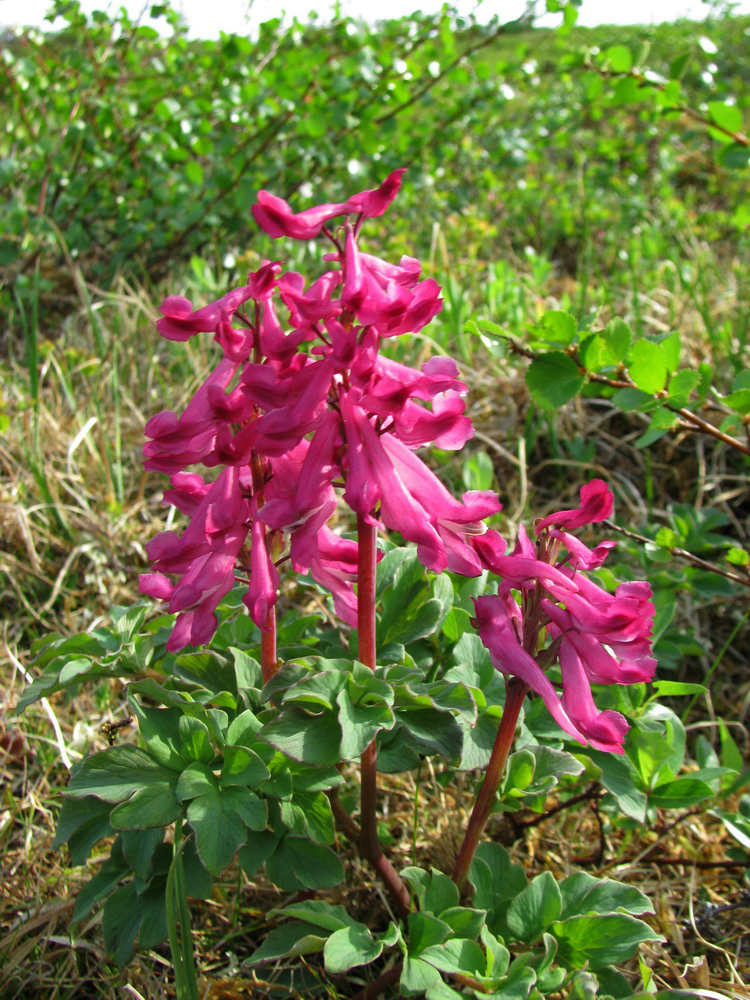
[140,168,499,670]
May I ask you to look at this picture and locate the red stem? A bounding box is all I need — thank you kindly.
[260,604,277,684]
[451,677,529,890]
[357,513,411,919]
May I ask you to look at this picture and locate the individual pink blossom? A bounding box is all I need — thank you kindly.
[252,191,351,240]
[301,526,364,627]
[344,168,406,217]
[139,468,252,650]
[534,478,613,534]
[472,481,655,754]
[143,360,238,473]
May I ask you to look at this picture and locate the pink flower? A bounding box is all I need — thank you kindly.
[344,168,406,217]
[143,360,238,473]
[340,392,499,575]
[534,479,613,534]
[143,168,491,650]
[243,516,280,629]
[472,481,655,754]
[278,270,342,328]
[139,468,252,651]
[301,526,364,627]
[252,191,351,240]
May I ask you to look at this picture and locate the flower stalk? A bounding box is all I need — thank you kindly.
[357,513,410,918]
[451,677,529,890]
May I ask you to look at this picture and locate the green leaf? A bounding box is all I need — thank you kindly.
[425,984,464,1000]
[420,938,485,977]
[285,788,335,844]
[230,648,263,691]
[649,777,714,809]
[525,352,585,410]
[185,160,204,185]
[268,899,354,932]
[324,924,383,972]
[260,707,342,766]
[112,604,147,642]
[470,847,528,941]
[724,387,750,415]
[601,317,632,362]
[553,913,662,970]
[72,860,126,927]
[507,872,562,942]
[185,784,252,874]
[53,795,114,864]
[720,722,745,774]
[67,746,179,806]
[402,867,459,914]
[719,144,750,169]
[179,716,214,764]
[586,751,647,822]
[110,782,181,829]
[238,829,279,876]
[401,955,443,993]
[438,906,486,939]
[635,407,677,448]
[503,748,535,796]
[101,883,143,966]
[337,686,396,760]
[397,707,463,761]
[407,911,453,954]
[527,745,584,789]
[611,387,660,412]
[128,704,184,770]
[182,839,213,899]
[220,745,270,787]
[652,680,707,697]
[708,101,743,133]
[175,761,214,801]
[221,785,267,830]
[267,837,344,890]
[442,607,473,643]
[540,310,577,346]
[666,370,700,408]
[559,872,653,920]
[628,340,668,394]
[605,45,632,72]
[481,924,510,978]
[579,334,607,373]
[659,332,681,373]
[462,451,494,492]
[247,921,326,964]
[726,546,749,567]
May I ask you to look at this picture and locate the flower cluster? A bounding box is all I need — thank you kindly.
[141,170,500,651]
[471,481,656,753]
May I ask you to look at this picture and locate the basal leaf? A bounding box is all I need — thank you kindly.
[110,782,180,829]
[553,913,662,970]
[507,872,562,942]
[67,746,179,804]
[247,921,326,964]
[220,745,270,787]
[324,924,383,973]
[559,872,653,920]
[420,938,485,977]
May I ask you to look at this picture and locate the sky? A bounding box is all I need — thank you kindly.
[1,0,748,36]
